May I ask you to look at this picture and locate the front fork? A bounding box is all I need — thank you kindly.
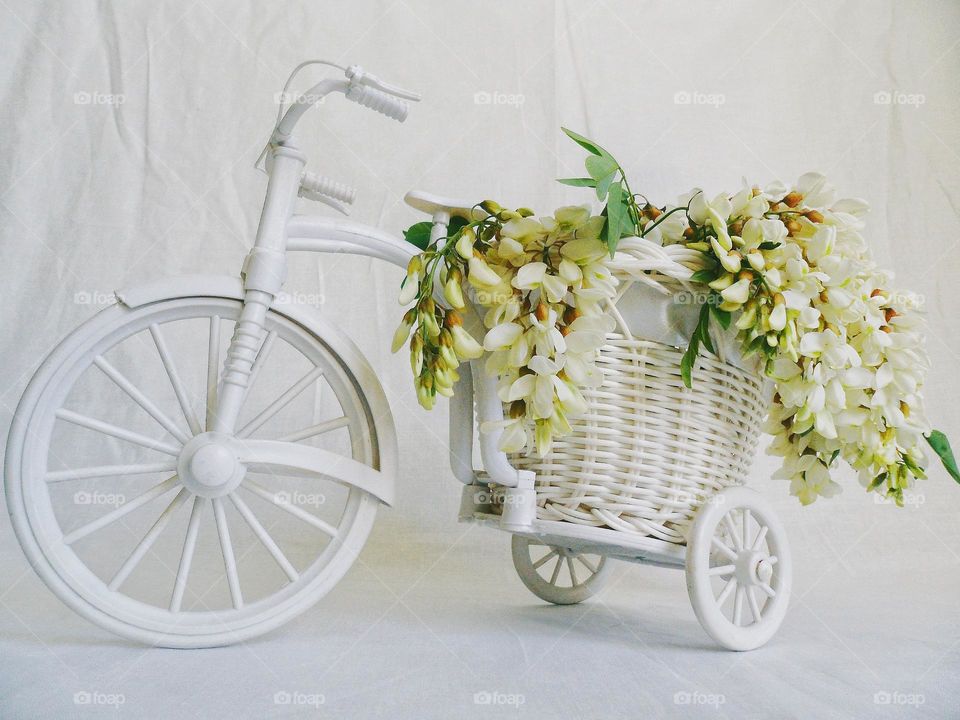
[212,145,306,435]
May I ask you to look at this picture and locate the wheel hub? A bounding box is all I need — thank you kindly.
[734,550,772,587]
[177,433,246,498]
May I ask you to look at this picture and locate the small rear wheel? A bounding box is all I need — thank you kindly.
[685,486,791,651]
[511,535,612,605]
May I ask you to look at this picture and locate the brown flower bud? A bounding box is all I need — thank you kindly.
[804,210,824,223]
[884,308,898,323]
[783,192,802,208]
[535,301,549,322]
[563,305,581,325]
[785,219,802,235]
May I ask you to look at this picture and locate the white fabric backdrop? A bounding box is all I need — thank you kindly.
[1,1,958,718]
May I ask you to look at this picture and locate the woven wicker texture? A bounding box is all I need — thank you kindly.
[496,235,770,545]
[511,336,768,544]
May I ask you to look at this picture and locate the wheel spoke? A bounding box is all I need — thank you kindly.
[239,479,338,537]
[108,488,189,591]
[723,513,743,550]
[549,555,563,585]
[55,409,180,456]
[206,315,221,431]
[150,324,202,436]
[229,493,299,582]
[277,416,350,443]
[576,555,599,574]
[733,586,745,626]
[711,536,737,562]
[93,356,191,444]
[237,366,325,439]
[45,461,176,483]
[567,557,579,586]
[213,498,243,609]
[751,525,769,552]
[741,509,753,550]
[747,586,763,624]
[759,582,776,598]
[63,476,180,544]
[716,577,737,606]
[708,564,735,577]
[532,548,558,570]
[170,496,206,612]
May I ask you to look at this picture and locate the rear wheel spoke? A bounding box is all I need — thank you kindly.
[747,586,763,624]
[549,555,563,585]
[716,577,737,607]
[723,514,743,550]
[532,549,558,570]
[733,586,745,626]
[708,564,735,577]
[567,557,578,586]
[576,555,599,574]
[93,355,190,444]
[108,488,189,591]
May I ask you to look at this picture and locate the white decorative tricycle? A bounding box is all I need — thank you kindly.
[5,61,790,651]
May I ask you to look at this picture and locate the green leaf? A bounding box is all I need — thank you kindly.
[710,305,732,330]
[867,472,887,492]
[829,448,841,467]
[681,331,700,389]
[595,172,616,201]
[403,221,432,250]
[557,177,597,187]
[604,180,625,255]
[691,269,717,284]
[925,430,960,484]
[447,216,468,237]
[698,304,716,355]
[561,127,609,157]
[585,154,619,181]
[758,241,781,251]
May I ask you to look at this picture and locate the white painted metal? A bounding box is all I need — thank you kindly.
[5,59,795,653]
[511,535,612,605]
[685,486,792,651]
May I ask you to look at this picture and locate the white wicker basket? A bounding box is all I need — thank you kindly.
[500,236,770,545]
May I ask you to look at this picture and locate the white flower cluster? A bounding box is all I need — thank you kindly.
[394,204,619,457]
[655,174,931,505]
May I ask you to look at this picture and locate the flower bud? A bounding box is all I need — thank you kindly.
[535,301,549,322]
[783,192,802,208]
[391,309,416,353]
[443,276,466,309]
[720,250,742,274]
[746,251,765,272]
[456,233,474,260]
[785,218,801,235]
[516,207,535,217]
[451,325,484,359]
[410,335,424,375]
[480,200,502,215]
[804,210,824,223]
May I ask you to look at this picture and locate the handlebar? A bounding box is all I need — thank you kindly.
[271,61,420,144]
[259,60,420,215]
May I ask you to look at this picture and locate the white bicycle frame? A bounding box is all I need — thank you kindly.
[196,64,534,519]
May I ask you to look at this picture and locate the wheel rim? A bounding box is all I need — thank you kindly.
[686,487,791,651]
[512,535,610,605]
[8,298,381,646]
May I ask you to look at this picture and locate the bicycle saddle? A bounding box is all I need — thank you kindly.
[404,190,483,220]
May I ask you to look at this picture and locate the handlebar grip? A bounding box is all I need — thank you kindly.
[300,172,357,204]
[345,84,409,122]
